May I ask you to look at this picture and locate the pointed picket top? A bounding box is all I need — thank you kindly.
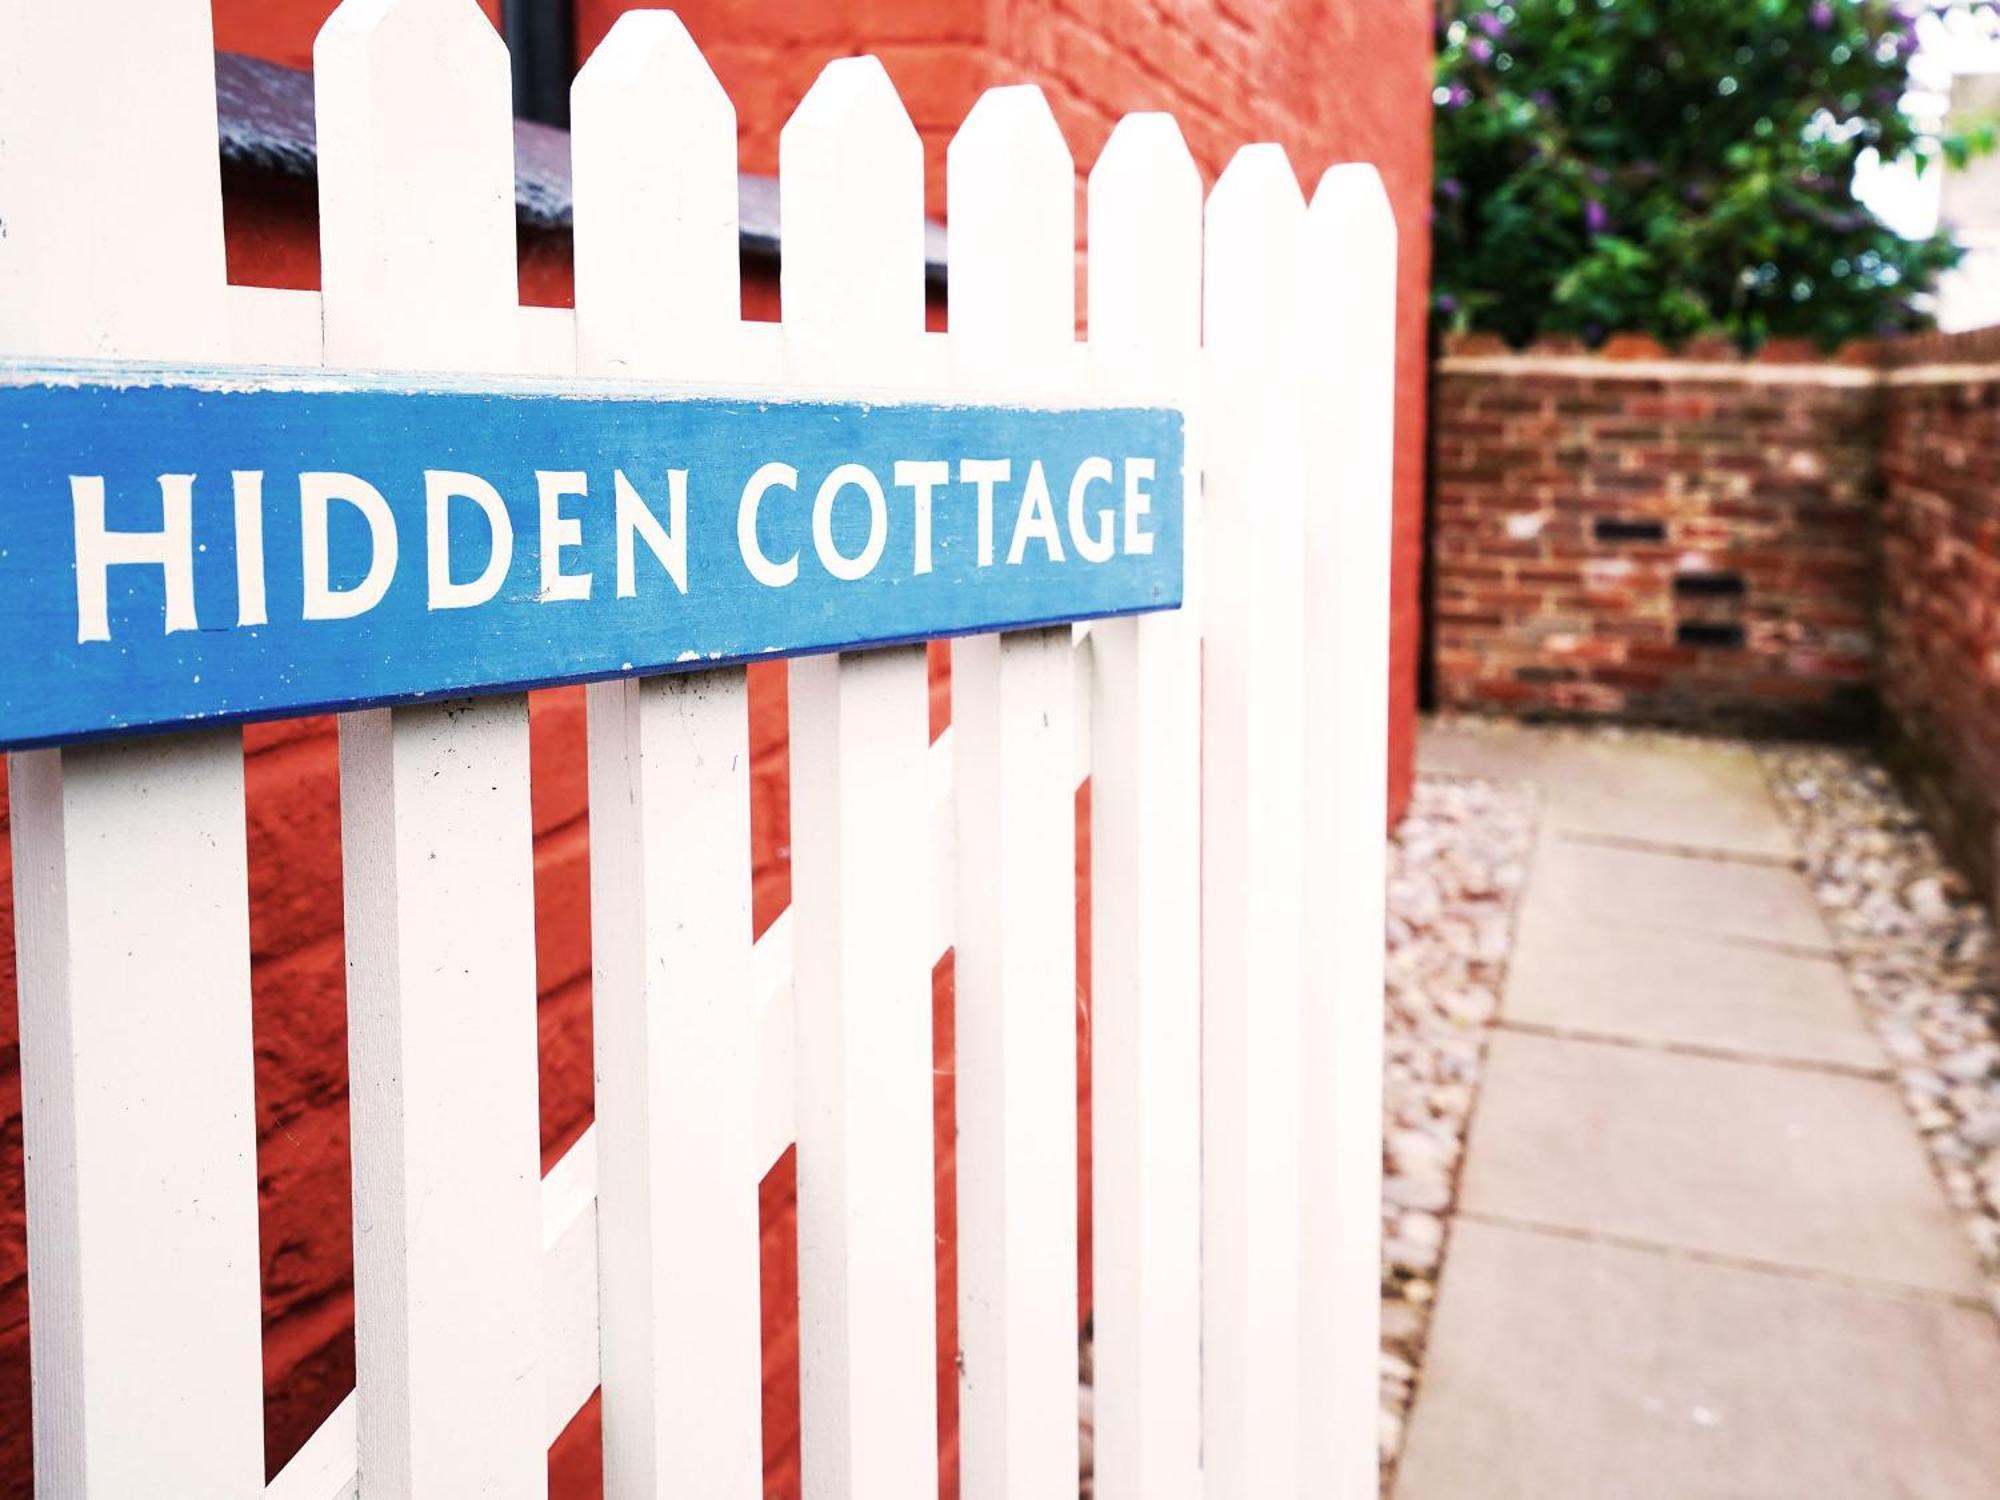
[948,85,1074,369]
[315,0,517,371]
[0,0,228,358]
[1308,164,1398,348]
[572,10,739,378]
[1087,114,1202,360]
[1204,144,1308,364]
[1312,163,1396,244]
[780,55,925,356]
[317,0,508,73]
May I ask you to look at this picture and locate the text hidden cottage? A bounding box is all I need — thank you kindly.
[0,366,1184,747]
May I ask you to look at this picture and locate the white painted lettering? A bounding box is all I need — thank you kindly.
[813,463,888,582]
[71,473,199,644]
[960,458,1010,567]
[740,462,800,587]
[1066,456,1116,563]
[1123,456,1156,555]
[425,470,514,611]
[536,470,592,602]
[615,470,688,597]
[233,471,268,627]
[301,472,398,621]
[1007,459,1065,565]
[894,459,949,576]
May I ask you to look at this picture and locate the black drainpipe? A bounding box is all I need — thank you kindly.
[504,0,576,128]
[1419,326,1441,712]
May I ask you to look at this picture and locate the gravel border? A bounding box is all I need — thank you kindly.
[1759,745,2000,1318]
[1075,771,1538,1498]
[1377,773,1538,1475]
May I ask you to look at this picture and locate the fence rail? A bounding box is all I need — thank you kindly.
[0,1,1396,1496]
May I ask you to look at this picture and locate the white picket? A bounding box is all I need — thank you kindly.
[571,17,764,1498]
[0,3,227,360]
[539,1123,603,1438]
[781,55,941,1500]
[0,2,265,1493]
[1083,113,1205,1500]
[1200,144,1311,1500]
[228,286,328,367]
[1301,163,1399,1500]
[314,2,545,1494]
[0,3,1409,1482]
[947,85,1082,1500]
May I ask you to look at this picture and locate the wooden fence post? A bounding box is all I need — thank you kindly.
[572,13,764,1496]
[781,55,941,1500]
[949,83,1082,1500]
[4,6,1398,1483]
[1200,143,1311,1500]
[0,1,265,1491]
[314,1,545,1492]
[1302,163,1399,1500]
[1085,112,1205,1500]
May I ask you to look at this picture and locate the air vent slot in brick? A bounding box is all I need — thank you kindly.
[1593,517,1666,543]
[1676,620,1745,649]
[1672,571,1746,598]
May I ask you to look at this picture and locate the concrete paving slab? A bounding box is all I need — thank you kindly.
[1460,1030,1982,1297]
[1419,720,1795,860]
[1395,1219,2000,1500]
[1504,902,1886,1070]
[1528,837,1832,952]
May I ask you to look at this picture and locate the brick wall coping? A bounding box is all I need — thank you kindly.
[1881,360,2000,386]
[1436,329,2000,389]
[1434,349,1880,386]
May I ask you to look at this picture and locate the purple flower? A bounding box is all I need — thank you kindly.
[1435,293,1460,315]
[1467,36,1494,63]
[1439,176,1465,200]
[1810,1,1834,29]
[1474,11,1506,38]
[1446,84,1472,108]
[1584,199,1609,235]
[1531,88,1556,110]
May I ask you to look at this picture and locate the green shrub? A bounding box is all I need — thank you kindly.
[1434,0,1998,348]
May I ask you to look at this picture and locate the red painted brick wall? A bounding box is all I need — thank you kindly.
[214,0,503,67]
[0,4,1431,1495]
[1431,333,1882,736]
[582,0,1433,816]
[1878,327,2000,896]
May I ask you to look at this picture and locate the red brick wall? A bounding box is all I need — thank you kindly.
[0,3,1432,1495]
[1878,328,2000,895]
[1431,333,1882,735]
[591,0,1434,816]
[214,0,503,66]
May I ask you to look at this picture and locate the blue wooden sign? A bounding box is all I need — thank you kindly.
[0,365,1183,749]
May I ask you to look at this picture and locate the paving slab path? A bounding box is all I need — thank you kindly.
[1398,722,2000,1500]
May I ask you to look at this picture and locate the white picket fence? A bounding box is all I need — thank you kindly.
[0,2,1395,1497]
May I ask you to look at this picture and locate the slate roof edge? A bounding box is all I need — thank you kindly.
[215,50,949,286]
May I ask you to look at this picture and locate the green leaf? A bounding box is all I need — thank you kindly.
[1432,0,1999,347]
